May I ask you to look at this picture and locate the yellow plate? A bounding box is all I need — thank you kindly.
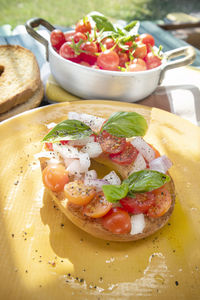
[1,100,200,300]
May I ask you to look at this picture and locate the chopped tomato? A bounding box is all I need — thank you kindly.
[64,181,96,205]
[109,142,138,165]
[45,142,53,151]
[120,193,155,214]
[42,164,69,192]
[149,143,160,158]
[95,130,126,155]
[147,186,172,218]
[50,29,66,50]
[83,191,112,218]
[102,207,131,234]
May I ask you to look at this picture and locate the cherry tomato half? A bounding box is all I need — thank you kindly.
[83,192,112,218]
[147,186,172,218]
[120,193,155,214]
[118,52,129,67]
[50,29,66,51]
[144,52,162,70]
[95,130,126,155]
[109,142,138,165]
[101,38,115,50]
[73,32,87,43]
[64,181,96,205]
[102,207,131,234]
[137,33,155,52]
[42,164,69,192]
[64,31,75,42]
[127,59,147,72]
[97,50,119,71]
[133,43,147,59]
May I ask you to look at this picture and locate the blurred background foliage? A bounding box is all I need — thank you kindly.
[0,0,200,27]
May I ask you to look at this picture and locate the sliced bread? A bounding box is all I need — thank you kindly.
[0,45,41,114]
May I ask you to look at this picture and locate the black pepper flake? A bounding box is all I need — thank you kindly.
[99,277,103,281]
[14,180,19,185]
[61,223,64,228]
[25,270,28,273]
[168,223,171,226]
[173,249,176,253]
[80,278,84,283]
[106,242,110,246]
[175,281,179,286]
[68,273,71,277]
[35,250,38,252]
[76,277,79,280]
[39,260,42,263]
[11,234,15,238]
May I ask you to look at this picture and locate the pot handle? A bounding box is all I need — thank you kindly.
[25,18,55,61]
[159,46,196,84]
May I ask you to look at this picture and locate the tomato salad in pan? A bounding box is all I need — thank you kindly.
[37,111,175,241]
[50,12,163,72]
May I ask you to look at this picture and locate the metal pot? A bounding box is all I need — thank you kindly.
[26,18,196,102]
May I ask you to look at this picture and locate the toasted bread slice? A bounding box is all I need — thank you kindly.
[0,45,41,114]
[0,82,43,121]
[39,157,175,242]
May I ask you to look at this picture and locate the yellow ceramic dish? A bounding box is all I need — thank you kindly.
[0,100,200,300]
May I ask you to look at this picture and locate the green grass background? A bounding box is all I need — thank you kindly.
[1,0,200,28]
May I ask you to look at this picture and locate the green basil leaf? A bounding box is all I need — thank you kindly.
[102,111,148,138]
[90,14,115,32]
[102,182,129,203]
[125,170,171,193]
[42,120,93,142]
[124,20,138,32]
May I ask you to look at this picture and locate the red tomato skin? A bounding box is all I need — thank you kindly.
[80,42,98,65]
[147,186,172,218]
[64,31,75,42]
[95,131,126,155]
[120,193,155,214]
[82,192,112,218]
[101,38,115,50]
[97,50,119,71]
[133,43,147,59]
[73,32,87,43]
[42,165,69,192]
[144,52,162,69]
[45,142,53,151]
[137,33,155,52]
[59,42,81,63]
[75,19,92,34]
[118,52,129,67]
[127,62,147,72]
[109,142,138,165]
[50,29,66,51]
[102,207,131,234]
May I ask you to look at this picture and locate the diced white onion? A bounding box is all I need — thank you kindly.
[81,142,102,158]
[149,155,172,174]
[131,137,155,162]
[68,136,95,147]
[130,214,145,235]
[53,143,80,159]
[85,170,98,180]
[68,111,105,132]
[79,152,91,173]
[129,153,147,174]
[84,178,109,189]
[103,171,121,185]
[46,122,57,129]
[34,151,60,161]
[66,159,81,176]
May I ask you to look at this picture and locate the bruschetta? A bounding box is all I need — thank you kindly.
[37,111,175,241]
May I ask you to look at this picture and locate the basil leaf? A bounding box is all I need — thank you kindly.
[42,120,93,142]
[102,182,129,203]
[125,170,171,193]
[102,111,148,138]
[124,20,138,32]
[90,15,115,32]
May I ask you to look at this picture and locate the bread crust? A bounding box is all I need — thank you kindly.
[39,157,175,242]
[0,45,41,113]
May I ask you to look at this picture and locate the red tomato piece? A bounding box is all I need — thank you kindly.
[109,142,138,165]
[101,38,115,50]
[95,131,126,155]
[75,19,92,34]
[80,41,98,65]
[97,50,119,71]
[42,164,69,192]
[50,29,66,51]
[137,33,155,52]
[118,52,129,67]
[144,52,162,69]
[83,192,112,218]
[133,43,147,59]
[64,31,75,42]
[45,142,53,151]
[59,42,81,63]
[147,186,172,218]
[127,61,147,72]
[102,207,131,234]
[73,32,87,43]
[64,180,96,205]
[120,193,155,214]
